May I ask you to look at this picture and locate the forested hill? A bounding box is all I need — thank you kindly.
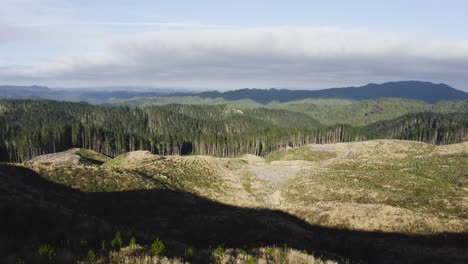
[1,100,467,162]
[2,81,467,104]
[0,100,321,161]
[172,81,468,104]
[361,112,468,145]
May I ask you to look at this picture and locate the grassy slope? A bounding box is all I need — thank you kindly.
[74,149,111,165]
[22,141,468,233]
[279,141,468,232]
[264,146,337,162]
[2,140,467,263]
[101,152,130,167]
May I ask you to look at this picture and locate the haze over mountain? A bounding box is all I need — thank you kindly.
[1,81,467,104]
[0,85,170,102]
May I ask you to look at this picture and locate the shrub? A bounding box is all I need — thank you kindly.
[150,238,165,257]
[248,255,257,264]
[215,243,224,255]
[185,248,194,259]
[111,231,123,248]
[266,246,274,257]
[38,244,56,261]
[280,249,288,264]
[80,239,87,247]
[129,237,137,249]
[240,245,248,256]
[87,249,96,261]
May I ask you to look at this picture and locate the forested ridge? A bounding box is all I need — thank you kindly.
[170,81,468,103]
[363,112,468,144]
[2,81,468,104]
[1,99,467,162]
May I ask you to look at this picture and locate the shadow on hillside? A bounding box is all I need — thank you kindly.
[0,164,467,263]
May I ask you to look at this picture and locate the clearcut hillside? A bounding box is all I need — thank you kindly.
[1,140,467,263]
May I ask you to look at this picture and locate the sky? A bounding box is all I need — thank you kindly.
[1,0,468,91]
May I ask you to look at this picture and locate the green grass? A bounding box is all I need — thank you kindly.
[149,158,226,194]
[75,149,111,165]
[36,165,161,192]
[32,156,226,194]
[102,153,129,167]
[265,146,336,162]
[283,152,468,220]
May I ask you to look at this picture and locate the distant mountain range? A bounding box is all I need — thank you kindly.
[172,81,468,104]
[0,85,169,103]
[1,81,467,103]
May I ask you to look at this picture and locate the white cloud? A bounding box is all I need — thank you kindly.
[2,27,468,90]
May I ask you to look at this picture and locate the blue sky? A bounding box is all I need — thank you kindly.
[1,0,468,90]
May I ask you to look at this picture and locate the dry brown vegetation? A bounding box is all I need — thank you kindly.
[88,245,336,264]
[2,139,467,263]
[24,139,468,234]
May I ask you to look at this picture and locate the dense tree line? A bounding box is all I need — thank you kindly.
[362,112,468,145]
[0,100,467,162]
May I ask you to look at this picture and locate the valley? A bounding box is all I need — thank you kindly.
[1,83,468,263]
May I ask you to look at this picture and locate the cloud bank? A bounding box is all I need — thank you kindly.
[2,27,468,90]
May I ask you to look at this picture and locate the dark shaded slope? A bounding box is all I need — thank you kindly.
[0,164,467,263]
